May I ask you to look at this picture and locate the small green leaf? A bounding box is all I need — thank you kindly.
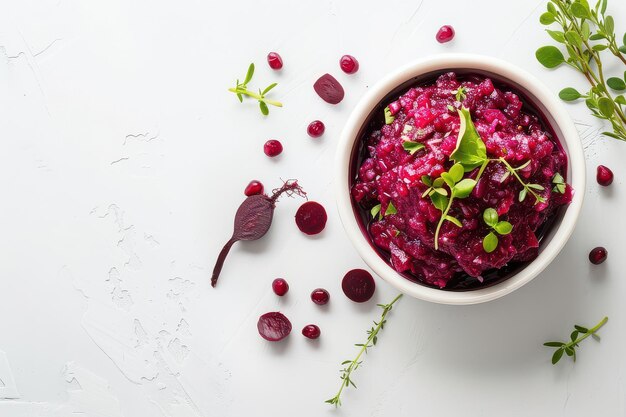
[544,341,565,347]
[433,177,445,188]
[615,95,626,106]
[570,330,579,342]
[605,15,614,35]
[236,93,243,103]
[371,204,381,219]
[483,232,498,253]
[600,0,607,14]
[455,87,467,101]
[384,106,395,124]
[402,141,425,155]
[483,208,498,227]
[441,172,455,189]
[262,82,278,95]
[551,348,564,364]
[597,97,614,117]
[547,2,556,14]
[555,183,566,193]
[494,221,513,235]
[536,46,566,68]
[574,325,589,333]
[592,44,608,51]
[546,29,565,43]
[565,31,583,49]
[619,45,626,54]
[552,172,565,184]
[570,2,589,18]
[540,12,556,25]
[607,77,626,91]
[559,87,582,101]
[450,108,488,170]
[385,202,397,216]
[244,63,255,85]
[581,21,591,40]
[430,193,448,212]
[259,101,269,115]
[519,188,528,202]
[527,183,545,191]
[564,347,575,357]
[433,187,448,196]
[445,215,462,227]
[589,33,605,40]
[421,175,432,186]
[448,163,465,183]
[447,104,455,111]
[452,178,477,198]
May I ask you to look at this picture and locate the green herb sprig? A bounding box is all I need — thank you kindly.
[326,294,403,407]
[384,106,395,124]
[482,208,513,253]
[536,0,626,141]
[552,172,567,193]
[544,316,608,364]
[228,63,283,115]
[370,202,397,220]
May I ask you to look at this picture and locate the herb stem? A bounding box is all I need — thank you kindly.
[228,87,283,107]
[434,196,454,251]
[494,158,543,203]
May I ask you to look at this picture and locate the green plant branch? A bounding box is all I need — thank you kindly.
[434,196,455,250]
[544,316,608,364]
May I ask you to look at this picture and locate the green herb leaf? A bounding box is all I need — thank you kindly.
[552,348,564,364]
[448,163,465,183]
[597,97,614,117]
[494,221,513,235]
[433,177,445,188]
[450,108,488,170]
[570,2,590,19]
[402,141,425,155]
[385,202,397,216]
[552,172,565,184]
[527,183,545,191]
[540,12,556,25]
[259,101,269,115]
[430,193,449,212]
[384,106,395,124]
[565,31,583,49]
[546,29,566,43]
[262,82,278,95]
[455,87,467,102]
[607,77,626,91]
[433,187,448,196]
[421,175,432,187]
[483,208,499,227]
[519,188,528,202]
[559,87,582,101]
[605,15,614,35]
[615,95,626,106]
[543,341,565,347]
[536,46,566,68]
[483,232,498,253]
[445,215,462,227]
[371,204,381,219]
[452,178,477,198]
[244,63,255,85]
[440,172,455,189]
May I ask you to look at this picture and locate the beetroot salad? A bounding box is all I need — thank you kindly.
[351,72,573,289]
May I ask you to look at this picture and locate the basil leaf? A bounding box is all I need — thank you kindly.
[483,232,498,253]
[452,178,477,198]
[483,208,498,227]
[450,108,487,170]
[494,221,513,235]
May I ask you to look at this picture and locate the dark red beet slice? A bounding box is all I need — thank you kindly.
[211,180,306,287]
[342,269,375,303]
[313,74,344,104]
[257,312,292,341]
[295,201,327,235]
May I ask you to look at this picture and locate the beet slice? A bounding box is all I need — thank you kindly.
[313,74,344,104]
[257,312,292,341]
[342,269,376,303]
[211,180,306,287]
[295,201,327,235]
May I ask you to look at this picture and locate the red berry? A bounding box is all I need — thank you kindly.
[436,25,455,43]
[244,180,264,196]
[264,140,283,157]
[257,312,292,341]
[307,120,325,138]
[596,165,614,186]
[295,201,327,235]
[267,52,283,70]
[311,288,330,305]
[339,55,359,74]
[272,278,289,296]
[589,247,608,265]
[313,74,345,104]
[302,324,321,339]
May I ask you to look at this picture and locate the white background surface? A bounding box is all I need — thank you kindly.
[1,0,625,416]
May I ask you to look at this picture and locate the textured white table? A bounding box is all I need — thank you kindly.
[1,0,625,416]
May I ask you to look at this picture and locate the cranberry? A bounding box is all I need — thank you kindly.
[295,201,327,235]
[589,247,608,265]
[263,140,283,157]
[310,288,330,305]
[302,324,321,339]
[436,25,455,43]
[267,52,283,70]
[272,278,289,296]
[244,180,264,196]
[596,165,614,186]
[339,55,359,74]
[307,120,325,138]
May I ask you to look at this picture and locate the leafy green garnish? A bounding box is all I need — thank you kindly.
[370,202,396,220]
[326,294,403,407]
[450,108,488,170]
[454,86,467,101]
[552,172,567,193]
[385,202,397,216]
[384,106,395,124]
[402,141,425,155]
[371,204,381,219]
[228,63,282,115]
[481,208,513,253]
[544,316,608,364]
[536,0,626,141]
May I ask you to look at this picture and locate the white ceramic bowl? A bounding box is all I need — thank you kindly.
[335,54,585,305]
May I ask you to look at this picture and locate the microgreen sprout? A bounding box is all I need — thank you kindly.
[326,294,403,407]
[370,202,397,220]
[228,63,283,115]
[402,141,425,155]
[552,172,567,193]
[453,86,467,101]
[384,106,395,124]
[481,208,513,253]
[544,316,608,364]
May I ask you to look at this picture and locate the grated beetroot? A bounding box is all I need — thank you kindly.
[257,312,292,341]
[352,72,572,289]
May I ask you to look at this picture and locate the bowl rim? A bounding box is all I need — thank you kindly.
[335,53,586,305]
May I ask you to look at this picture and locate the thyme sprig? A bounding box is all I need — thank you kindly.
[536,0,626,141]
[228,63,283,115]
[325,294,403,407]
[544,316,608,364]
